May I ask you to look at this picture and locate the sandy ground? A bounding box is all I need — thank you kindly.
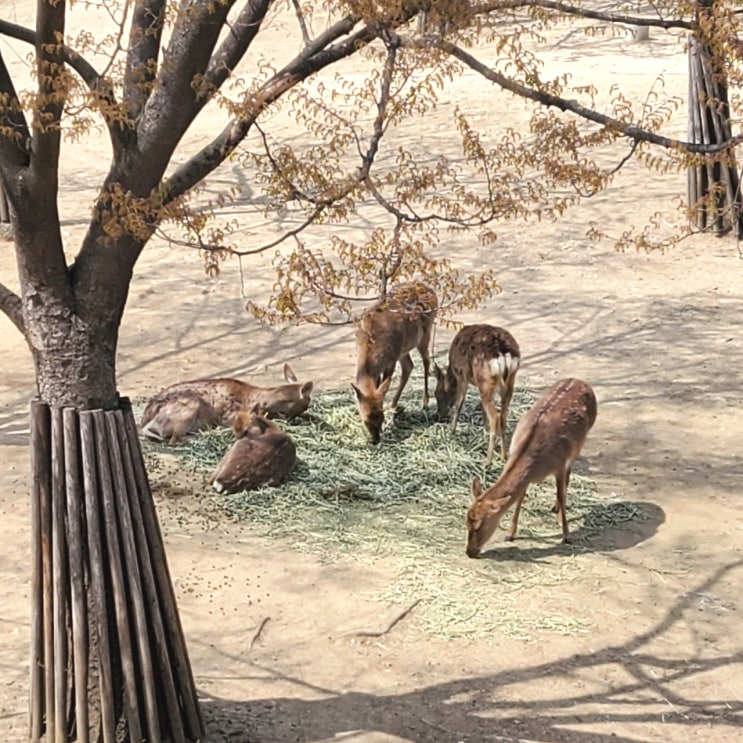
[2,5,743,742]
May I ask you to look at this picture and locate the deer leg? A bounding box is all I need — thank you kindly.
[391,354,413,409]
[555,467,571,543]
[551,466,571,513]
[505,490,528,542]
[418,342,433,408]
[480,394,499,467]
[450,381,468,433]
[499,374,516,460]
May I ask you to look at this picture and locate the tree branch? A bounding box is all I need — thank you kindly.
[123,0,167,121]
[33,0,67,191]
[205,0,273,91]
[477,0,694,30]
[0,281,25,335]
[420,37,743,156]
[0,19,121,149]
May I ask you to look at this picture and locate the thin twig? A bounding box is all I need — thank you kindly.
[249,617,271,650]
[351,599,421,638]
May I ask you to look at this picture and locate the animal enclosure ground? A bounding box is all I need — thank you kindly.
[1,8,743,743]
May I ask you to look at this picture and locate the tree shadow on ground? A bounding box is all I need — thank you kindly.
[198,560,743,742]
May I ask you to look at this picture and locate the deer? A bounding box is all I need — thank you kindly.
[209,410,297,493]
[351,282,438,444]
[140,363,313,444]
[465,378,597,558]
[434,324,521,466]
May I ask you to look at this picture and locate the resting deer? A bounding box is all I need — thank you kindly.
[466,378,597,558]
[141,363,313,444]
[209,410,297,493]
[434,324,521,465]
[351,282,438,443]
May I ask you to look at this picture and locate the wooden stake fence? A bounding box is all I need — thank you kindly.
[28,398,206,743]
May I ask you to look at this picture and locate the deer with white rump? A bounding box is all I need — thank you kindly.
[434,324,521,465]
[466,378,597,558]
[352,282,438,444]
[141,363,313,444]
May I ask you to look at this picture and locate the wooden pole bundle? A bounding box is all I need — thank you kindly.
[687,33,743,238]
[28,399,205,742]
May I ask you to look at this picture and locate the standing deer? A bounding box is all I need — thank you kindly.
[141,363,313,444]
[466,378,597,558]
[434,324,521,465]
[351,282,438,443]
[209,410,297,493]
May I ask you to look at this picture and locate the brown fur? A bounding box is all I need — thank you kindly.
[141,363,313,444]
[351,282,438,443]
[209,411,297,494]
[466,378,597,558]
[434,324,521,465]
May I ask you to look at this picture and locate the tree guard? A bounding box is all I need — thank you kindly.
[29,399,204,743]
[687,25,743,237]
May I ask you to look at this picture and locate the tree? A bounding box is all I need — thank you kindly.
[1,0,741,740]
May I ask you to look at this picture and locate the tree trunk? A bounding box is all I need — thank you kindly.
[28,397,205,743]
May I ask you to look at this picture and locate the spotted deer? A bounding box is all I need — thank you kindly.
[466,378,597,558]
[351,282,438,443]
[434,324,521,465]
[209,410,297,493]
[141,363,313,444]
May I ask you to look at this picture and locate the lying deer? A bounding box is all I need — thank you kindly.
[141,363,313,444]
[209,410,297,493]
[465,378,597,558]
[351,282,438,443]
[434,324,521,465]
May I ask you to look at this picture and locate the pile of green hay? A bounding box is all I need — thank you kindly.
[142,373,638,640]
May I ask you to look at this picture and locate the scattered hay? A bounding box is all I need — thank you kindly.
[141,372,636,641]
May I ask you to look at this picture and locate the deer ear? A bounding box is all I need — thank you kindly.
[301,381,314,396]
[433,363,444,381]
[233,412,251,437]
[283,364,298,383]
[351,383,364,402]
[471,477,484,500]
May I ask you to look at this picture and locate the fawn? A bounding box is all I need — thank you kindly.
[209,410,297,493]
[466,378,597,558]
[141,363,313,443]
[351,282,438,443]
[434,324,521,465]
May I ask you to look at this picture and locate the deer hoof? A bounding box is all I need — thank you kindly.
[503,535,515,543]
[561,536,572,545]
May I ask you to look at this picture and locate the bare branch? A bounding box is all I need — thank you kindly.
[477,0,694,30]
[417,37,743,156]
[205,0,273,91]
[124,0,166,120]
[0,281,25,335]
[291,0,311,46]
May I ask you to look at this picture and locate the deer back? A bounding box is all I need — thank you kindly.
[466,378,597,553]
[209,411,297,494]
[435,324,521,415]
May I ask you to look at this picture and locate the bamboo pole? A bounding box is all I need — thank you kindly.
[80,412,116,743]
[104,412,161,743]
[121,402,205,740]
[41,404,56,743]
[114,413,187,743]
[93,410,143,743]
[63,407,89,743]
[51,407,68,743]
[29,401,49,742]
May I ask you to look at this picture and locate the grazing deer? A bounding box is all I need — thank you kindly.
[141,363,313,443]
[434,324,521,465]
[351,282,438,443]
[209,410,297,494]
[465,378,597,558]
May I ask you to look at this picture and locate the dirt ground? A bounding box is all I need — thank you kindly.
[2,6,743,743]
